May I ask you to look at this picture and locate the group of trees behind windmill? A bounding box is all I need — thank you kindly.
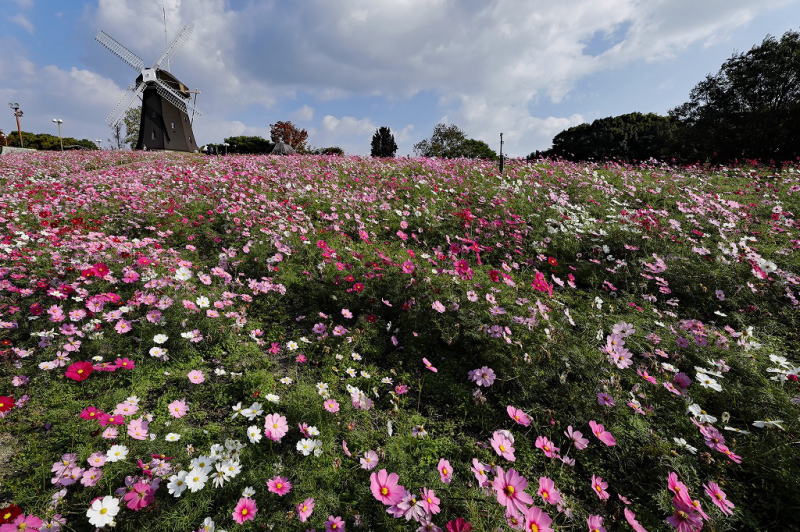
[533,30,800,164]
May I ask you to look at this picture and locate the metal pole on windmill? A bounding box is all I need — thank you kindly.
[499,132,504,174]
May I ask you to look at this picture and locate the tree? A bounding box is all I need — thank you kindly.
[123,107,140,149]
[413,123,497,159]
[6,131,98,150]
[670,30,800,162]
[269,121,308,152]
[109,122,124,150]
[370,126,398,157]
[222,136,274,154]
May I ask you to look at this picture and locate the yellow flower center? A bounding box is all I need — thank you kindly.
[77,369,84,374]
[530,524,540,532]
[276,483,282,489]
[442,468,448,475]
[380,487,389,496]
[241,509,248,516]
[100,508,108,515]
[302,505,308,512]
[542,490,549,499]
[499,445,506,452]
[273,423,279,429]
[595,485,602,492]
[505,486,515,495]
[427,497,432,503]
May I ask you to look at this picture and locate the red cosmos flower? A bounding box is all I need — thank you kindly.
[0,504,22,524]
[547,256,558,267]
[0,396,14,413]
[80,406,104,421]
[65,361,93,382]
[445,518,473,532]
[98,413,125,426]
[352,282,365,293]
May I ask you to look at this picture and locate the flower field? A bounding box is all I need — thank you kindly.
[1,151,799,531]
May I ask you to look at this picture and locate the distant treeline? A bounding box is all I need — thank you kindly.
[532,30,800,164]
[4,131,98,151]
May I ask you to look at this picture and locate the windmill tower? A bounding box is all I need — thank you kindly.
[96,25,201,152]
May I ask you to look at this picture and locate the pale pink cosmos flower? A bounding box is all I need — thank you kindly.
[523,506,553,532]
[420,488,441,515]
[187,370,205,384]
[297,497,315,522]
[324,399,340,413]
[468,366,496,387]
[369,469,405,505]
[114,320,132,334]
[325,515,345,531]
[591,475,610,500]
[565,426,589,450]
[431,301,446,313]
[127,418,149,440]
[492,467,534,515]
[507,405,531,427]
[587,514,607,532]
[232,497,257,524]
[168,399,188,418]
[422,358,438,372]
[437,458,453,484]
[471,458,491,487]
[704,481,734,516]
[537,476,562,505]
[267,475,292,496]
[360,450,379,471]
[491,431,516,462]
[588,420,617,446]
[535,436,560,458]
[263,413,289,442]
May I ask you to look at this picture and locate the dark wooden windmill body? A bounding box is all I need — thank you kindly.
[96,26,201,152]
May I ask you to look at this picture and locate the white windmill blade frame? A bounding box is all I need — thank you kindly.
[106,83,145,127]
[95,31,145,72]
[153,23,193,70]
[154,79,202,117]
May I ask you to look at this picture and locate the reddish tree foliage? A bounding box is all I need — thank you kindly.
[269,121,308,152]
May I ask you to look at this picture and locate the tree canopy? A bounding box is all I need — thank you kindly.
[123,107,140,149]
[5,131,98,151]
[413,123,497,159]
[370,126,398,157]
[269,121,308,152]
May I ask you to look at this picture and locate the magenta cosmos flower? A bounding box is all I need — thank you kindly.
[123,481,154,511]
[263,413,289,442]
[369,469,405,505]
[587,514,607,532]
[437,458,453,484]
[296,497,315,522]
[492,467,534,515]
[507,405,531,427]
[2,514,42,531]
[232,497,257,524]
[535,436,560,458]
[537,476,562,505]
[591,475,610,500]
[65,361,93,382]
[588,420,617,446]
[491,431,516,461]
[522,506,553,532]
[325,515,345,531]
[704,481,734,516]
[267,475,292,496]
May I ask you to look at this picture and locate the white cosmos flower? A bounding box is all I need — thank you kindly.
[265,394,280,403]
[242,486,256,498]
[247,425,262,443]
[190,455,214,474]
[688,403,717,424]
[153,334,168,344]
[196,296,210,308]
[297,438,316,456]
[696,373,722,392]
[186,468,208,492]
[199,517,216,532]
[752,419,786,430]
[86,495,120,528]
[106,445,128,462]
[165,433,181,442]
[167,471,188,497]
[174,266,192,281]
[286,340,299,351]
[279,377,293,385]
[673,437,698,454]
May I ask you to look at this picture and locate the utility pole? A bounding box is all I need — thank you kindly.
[8,103,23,147]
[52,118,64,150]
[499,132,504,174]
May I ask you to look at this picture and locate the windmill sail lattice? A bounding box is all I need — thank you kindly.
[96,25,200,152]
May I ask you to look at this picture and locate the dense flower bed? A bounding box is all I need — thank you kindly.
[0,151,798,531]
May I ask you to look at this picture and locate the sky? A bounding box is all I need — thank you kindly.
[1,0,799,156]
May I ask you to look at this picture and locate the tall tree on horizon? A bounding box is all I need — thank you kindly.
[269,121,308,152]
[123,107,140,149]
[370,126,398,157]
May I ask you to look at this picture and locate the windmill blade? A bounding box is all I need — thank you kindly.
[154,78,201,117]
[106,83,145,127]
[95,31,145,72]
[153,24,193,70]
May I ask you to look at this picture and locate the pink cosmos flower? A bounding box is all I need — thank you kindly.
[114,319,131,334]
[168,399,188,418]
[421,487,441,514]
[2,514,42,531]
[360,450,379,470]
[431,301,446,313]
[507,405,531,427]
[471,458,491,487]
[492,467,534,515]
[187,370,205,384]
[597,392,615,406]
[666,498,703,531]
[369,469,405,505]
[537,476,562,505]
[491,431,516,461]
[522,506,553,532]
[624,508,648,532]
[534,436,560,458]
[565,425,589,450]
[232,497,257,524]
[401,260,415,274]
[80,406,103,421]
[587,514,607,532]
[123,481,154,511]
[80,467,103,487]
[468,366,496,387]
[437,458,453,484]
[263,413,289,442]
[324,399,340,413]
[588,420,617,446]
[325,515,345,531]
[704,482,734,516]
[127,417,149,440]
[65,361,93,382]
[422,358,438,372]
[591,475,610,500]
[115,358,135,370]
[267,475,292,496]
[445,518,473,532]
[297,497,315,522]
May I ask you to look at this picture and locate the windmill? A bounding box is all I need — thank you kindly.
[96,25,201,152]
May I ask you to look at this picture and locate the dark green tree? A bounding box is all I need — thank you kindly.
[413,123,497,159]
[6,131,98,150]
[123,107,140,149]
[222,136,274,154]
[370,126,398,157]
[670,30,800,162]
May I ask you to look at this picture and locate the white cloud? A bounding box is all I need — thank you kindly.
[11,14,34,33]
[291,105,314,122]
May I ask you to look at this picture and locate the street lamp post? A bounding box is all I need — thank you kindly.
[94,139,103,150]
[8,103,23,147]
[499,132,504,174]
[222,142,230,155]
[52,118,64,151]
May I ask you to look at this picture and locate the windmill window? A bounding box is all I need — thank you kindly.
[151,130,156,140]
[171,122,175,130]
